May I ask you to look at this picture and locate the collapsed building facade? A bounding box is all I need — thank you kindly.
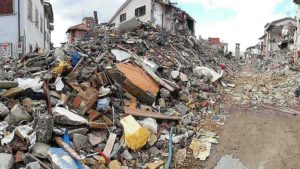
[109,0,196,35]
[260,17,296,57]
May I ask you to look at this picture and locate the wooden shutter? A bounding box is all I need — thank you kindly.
[0,0,13,15]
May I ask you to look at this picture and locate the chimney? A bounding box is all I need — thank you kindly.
[235,43,240,59]
[94,11,99,25]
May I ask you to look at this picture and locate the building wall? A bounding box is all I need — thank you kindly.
[153,2,172,31]
[0,0,19,57]
[111,0,152,26]
[68,30,86,43]
[20,0,49,53]
[0,0,52,58]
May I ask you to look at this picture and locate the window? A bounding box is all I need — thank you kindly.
[40,17,43,32]
[135,6,146,17]
[120,13,126,23]
[0,0,13,15]
[28,0,33,20]
[35,9,39,28]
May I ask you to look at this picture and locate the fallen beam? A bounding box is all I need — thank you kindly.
[262,105,300,115]
[0,81,18,89]
[124,107,181,120]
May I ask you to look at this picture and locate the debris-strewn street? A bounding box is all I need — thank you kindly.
[1,0,300,169]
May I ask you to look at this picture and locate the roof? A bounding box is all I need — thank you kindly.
[66,23,88,33]
[265,17,296,30]
[208,38,222,45]
[109,0,133,24]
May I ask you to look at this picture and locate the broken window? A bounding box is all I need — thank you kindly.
[0,0,13,15]
[135,6,146,17]
[120,13,126,23]
[35,9,39,28]
[28,0,33,20]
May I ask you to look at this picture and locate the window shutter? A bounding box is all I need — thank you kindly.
[135,9,138,17]
[0,0,13,14]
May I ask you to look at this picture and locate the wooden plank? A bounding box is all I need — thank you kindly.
[103,133,117,157]
[124,107,181,120]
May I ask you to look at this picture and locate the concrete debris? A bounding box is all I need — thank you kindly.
[4,104,33,125]
[31,143,51,159]
[0,153,14,169]
[0,16,231,169]
[52,106,88,125]
[0,103,9,118]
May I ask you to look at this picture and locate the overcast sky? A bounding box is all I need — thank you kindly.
[51,0,297,51]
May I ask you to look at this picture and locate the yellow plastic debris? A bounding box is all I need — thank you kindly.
[120,115,150,150]
[52,61,71,75]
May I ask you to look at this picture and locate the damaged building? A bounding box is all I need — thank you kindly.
[0,0,54,58]
[260,17,296,57]
[66,17,96,44]
[108,0,196,35]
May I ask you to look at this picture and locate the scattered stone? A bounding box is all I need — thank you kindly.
[31,143,51,159]
[122,150,133,161]
[73,134,88,150]
[175,104,189,114]
[149,147,160,156]
[147,160,165,169]
[160,88,170,98]
[25,161,41,169]
[171,70,180,79]
[0,153,14,169]
[0,103,9,118]
[5,104,33,125]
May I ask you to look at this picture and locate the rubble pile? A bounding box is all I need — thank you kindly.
[0,22,232,169]
[255,50,295,76]
[230,49,300,108]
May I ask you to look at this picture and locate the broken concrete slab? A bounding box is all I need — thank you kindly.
[73,134,89,150]
[31,143,51,159]
[34,113,54,144]
[52,106,88,125]
[4,104,33,125]
[118,17,139,32]
[111,49,132,62]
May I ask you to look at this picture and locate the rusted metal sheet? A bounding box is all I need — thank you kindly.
[110,63,159,105]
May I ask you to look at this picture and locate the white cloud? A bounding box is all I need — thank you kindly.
[51,0,126,47]
[50,0,297,51]
[176,0,295,51]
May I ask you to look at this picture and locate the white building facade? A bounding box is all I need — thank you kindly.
[109,0,195,35]
[0,0,53,58]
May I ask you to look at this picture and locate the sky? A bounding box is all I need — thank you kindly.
[51,0,297,51]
